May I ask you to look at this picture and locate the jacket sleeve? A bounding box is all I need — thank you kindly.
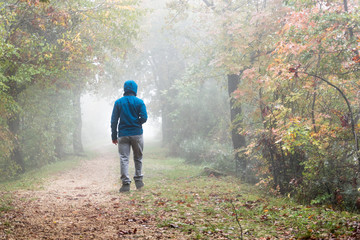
[138,101,148,125]
[111,101,120,141]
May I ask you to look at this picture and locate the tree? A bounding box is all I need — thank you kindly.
[165,0,287,179]
[0,0,142,178]
[238,0,360,206]
[164,0,360,208]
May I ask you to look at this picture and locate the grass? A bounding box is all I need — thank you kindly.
[122,144,360,239]
[0,155,86,191]
[0,193,13,212]
[1,143,359,239]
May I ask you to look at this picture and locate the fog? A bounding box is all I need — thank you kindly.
[79,0,231,157]
[81,93,162,150]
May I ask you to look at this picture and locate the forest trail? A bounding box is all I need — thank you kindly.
[1,145,186,240]
[1,145,359,239]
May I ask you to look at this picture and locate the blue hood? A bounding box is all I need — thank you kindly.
[124,80,138,96]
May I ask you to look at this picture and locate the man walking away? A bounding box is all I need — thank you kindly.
[111,80,148,192]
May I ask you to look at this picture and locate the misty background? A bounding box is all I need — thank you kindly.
[81,93,161,149]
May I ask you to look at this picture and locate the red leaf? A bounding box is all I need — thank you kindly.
[340,114,349,127]
[352,55,360,63]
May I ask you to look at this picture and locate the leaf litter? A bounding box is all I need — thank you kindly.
[0,151,188,240]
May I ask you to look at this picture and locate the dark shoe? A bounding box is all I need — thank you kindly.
[135,181,144,190]
[119,184,130,192]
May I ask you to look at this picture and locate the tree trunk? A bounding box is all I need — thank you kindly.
[7,81,25,173]
[54,117,65,159]
[148,48,183,151]
[72,87,84,154]
[161,105,170,147]
[161,92,178,153]
[343,0,348,12]
[227,74,247,179]
[301,72,360,170]
[8,113,25,173]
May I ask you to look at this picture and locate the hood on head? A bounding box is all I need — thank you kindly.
[124,80,138,96]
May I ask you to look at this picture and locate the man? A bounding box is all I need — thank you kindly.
[111,80,148,192]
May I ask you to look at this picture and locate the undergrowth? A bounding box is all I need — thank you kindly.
[120,145,360,239]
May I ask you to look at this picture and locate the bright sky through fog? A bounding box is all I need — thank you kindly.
[81,93,160,149]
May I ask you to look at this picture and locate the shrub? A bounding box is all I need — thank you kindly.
[179,137,235,172]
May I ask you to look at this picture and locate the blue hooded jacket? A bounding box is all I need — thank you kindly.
[111,80,147,140]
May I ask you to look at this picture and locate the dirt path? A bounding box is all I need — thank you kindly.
[1,148,182,240]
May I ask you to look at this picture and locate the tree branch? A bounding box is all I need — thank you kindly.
[299,71,360,170]
[202,0,213,8]
[229,200,243,240]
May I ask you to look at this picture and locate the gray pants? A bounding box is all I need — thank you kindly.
[118,135,144,185]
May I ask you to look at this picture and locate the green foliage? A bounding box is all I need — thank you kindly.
[19,86,74,169]
[0,158,20,181]
[180,137,233,167]
[163,78,231,165]
[0,0,142,180]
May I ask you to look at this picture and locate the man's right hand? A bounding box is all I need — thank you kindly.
[112,139,118,145]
